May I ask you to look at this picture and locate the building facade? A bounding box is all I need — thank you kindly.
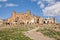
[7,10,56,25]
[0,19,3,25]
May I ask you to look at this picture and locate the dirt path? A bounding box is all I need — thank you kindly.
[24,27,56,40]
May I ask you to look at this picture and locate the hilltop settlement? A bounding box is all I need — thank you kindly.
[0,10,56,26]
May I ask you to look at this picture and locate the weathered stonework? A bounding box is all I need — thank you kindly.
[0,19,3,25]
[7,10,56,25]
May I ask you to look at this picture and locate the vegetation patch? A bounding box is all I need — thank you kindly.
[0,25,33,40]
[37,27,60,40]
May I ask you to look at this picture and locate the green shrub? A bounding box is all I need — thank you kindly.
[0,28,32,40]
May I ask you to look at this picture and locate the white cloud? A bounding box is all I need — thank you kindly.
[31,0,56,8]
[44,0,56,6]
[31,0,60,16]
[5,3,19,7]
[37,1,45,9]
[43,2,60,16]
[0,0,7,2]
[40,3,45,9]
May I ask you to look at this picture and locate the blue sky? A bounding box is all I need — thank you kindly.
[0,0,60,23]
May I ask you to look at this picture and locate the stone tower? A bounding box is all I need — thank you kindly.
[12,11,16,21]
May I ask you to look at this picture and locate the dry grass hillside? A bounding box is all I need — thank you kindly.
[0,23,60,40]
[37,24,60,40]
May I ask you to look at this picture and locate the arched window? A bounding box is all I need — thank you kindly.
[43,20,49,24]
[43,21,46,24]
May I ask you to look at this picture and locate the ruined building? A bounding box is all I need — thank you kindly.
[7,10,56,25]
[0,19,3,25]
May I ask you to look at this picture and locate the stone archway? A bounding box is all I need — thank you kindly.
[43,20,49,24]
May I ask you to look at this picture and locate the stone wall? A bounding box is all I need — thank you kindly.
[0,19,3,25]
[7,10,56,25]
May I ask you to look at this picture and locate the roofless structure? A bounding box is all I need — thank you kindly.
[6,10,55,25]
